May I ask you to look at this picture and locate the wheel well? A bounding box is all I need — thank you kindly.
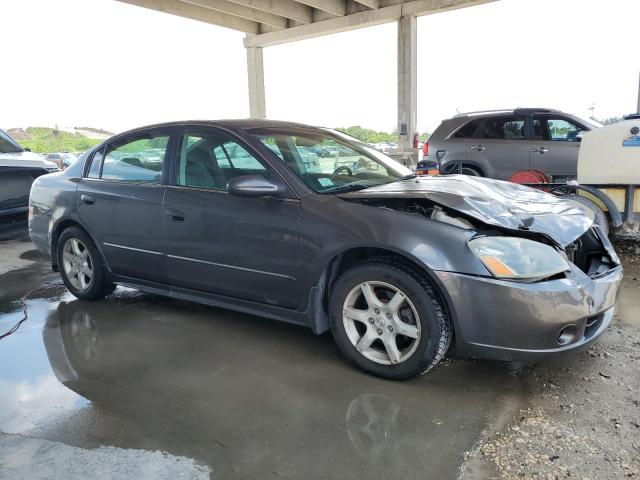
[443,161,485,176]
[316,247,454,337]
[50,219,86,270]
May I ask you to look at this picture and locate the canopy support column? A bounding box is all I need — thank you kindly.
[397,15,417,156]
[246,43,266,119]
[636,70,639,114]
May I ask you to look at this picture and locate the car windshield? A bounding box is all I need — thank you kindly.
[0,129,24,154]
[250,127,411,194]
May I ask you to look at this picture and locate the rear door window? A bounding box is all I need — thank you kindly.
[101,133,169,183]
[532,116,583,142]
[480,116,526,140]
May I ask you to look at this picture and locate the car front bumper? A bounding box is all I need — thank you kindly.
[435,264,622,362]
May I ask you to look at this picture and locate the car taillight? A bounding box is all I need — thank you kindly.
[423,142,429,157]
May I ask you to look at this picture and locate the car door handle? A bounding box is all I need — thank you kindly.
[468,144,486,151]
[164,207,186,222]
[80,194,95,205]
[532,147,549,154]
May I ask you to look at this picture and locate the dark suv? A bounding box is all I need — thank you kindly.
[427,108,598,180]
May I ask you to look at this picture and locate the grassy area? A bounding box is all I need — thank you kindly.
[17,127,102,153]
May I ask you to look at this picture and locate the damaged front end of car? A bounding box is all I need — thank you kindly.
[340,175,622,362]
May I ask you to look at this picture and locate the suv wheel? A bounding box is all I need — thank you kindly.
[443,163,483,177]
[330,259,452,380]
[461,166,482,176]
[57,227,115,300]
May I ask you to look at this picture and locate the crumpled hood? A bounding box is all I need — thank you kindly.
[340,175,594,246]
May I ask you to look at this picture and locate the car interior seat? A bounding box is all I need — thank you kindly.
[185,146,226,189]
[122,157,144,168]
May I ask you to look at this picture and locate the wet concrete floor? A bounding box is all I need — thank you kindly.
[0,239,525,479]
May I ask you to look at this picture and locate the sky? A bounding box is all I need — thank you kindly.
[2,0,639,134]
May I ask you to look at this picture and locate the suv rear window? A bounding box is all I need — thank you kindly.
[452,119,482,139]
[481,116,526,140]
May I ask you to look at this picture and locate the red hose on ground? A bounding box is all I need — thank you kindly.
[0,283,66,340]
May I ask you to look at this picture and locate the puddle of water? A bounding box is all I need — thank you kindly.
[0,297,89,435]
[0,282,524,480]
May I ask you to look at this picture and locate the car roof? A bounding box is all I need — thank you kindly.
[114,119,324,137]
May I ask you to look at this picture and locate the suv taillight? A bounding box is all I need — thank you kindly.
[423,141,429,157]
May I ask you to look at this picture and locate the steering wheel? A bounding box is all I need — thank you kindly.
[330,165,353,181]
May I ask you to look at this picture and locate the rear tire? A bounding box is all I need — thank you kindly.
[460,166,482,176]
[329,258,452,380]
[57,227,115,300]
[564,194,609,236]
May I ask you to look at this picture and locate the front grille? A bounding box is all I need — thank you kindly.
[566,228,616,277]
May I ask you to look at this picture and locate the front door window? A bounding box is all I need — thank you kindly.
[177,133,270,190]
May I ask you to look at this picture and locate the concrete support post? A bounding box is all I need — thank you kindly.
[246,45,266,119]
[637,70,640,114]
[397,15,417,154]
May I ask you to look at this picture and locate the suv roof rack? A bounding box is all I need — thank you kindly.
[513,108,560,115]
[454,109,513,117]
[454,108,560,118]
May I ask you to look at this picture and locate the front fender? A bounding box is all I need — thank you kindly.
[300,195,489,289]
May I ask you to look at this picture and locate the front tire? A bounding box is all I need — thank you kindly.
[330,259,452,380]
[57,227,115,300]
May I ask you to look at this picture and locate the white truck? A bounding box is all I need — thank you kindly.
[563,114,640,235]
[510,113,640,236]
[0,129,58,221]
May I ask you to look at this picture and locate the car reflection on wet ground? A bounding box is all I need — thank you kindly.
[0,240,524,479]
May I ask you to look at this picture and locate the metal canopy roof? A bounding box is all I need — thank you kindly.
[117,0,495,47]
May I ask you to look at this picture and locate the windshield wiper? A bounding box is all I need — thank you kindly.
[325,183,374,194]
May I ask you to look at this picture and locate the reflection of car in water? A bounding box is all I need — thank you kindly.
[42,298,488,478]
[346,394,403,458]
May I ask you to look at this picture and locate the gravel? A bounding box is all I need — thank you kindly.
[463,243,640,480]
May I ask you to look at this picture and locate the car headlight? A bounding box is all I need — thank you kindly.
[469,236,569,281]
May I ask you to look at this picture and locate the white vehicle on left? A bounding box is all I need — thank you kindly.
[0,128,58,217]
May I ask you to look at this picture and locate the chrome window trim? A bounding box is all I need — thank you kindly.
[81,178,164,187]
[165,184,300,202]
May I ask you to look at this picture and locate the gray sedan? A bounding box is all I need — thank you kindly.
[29,120,622,380]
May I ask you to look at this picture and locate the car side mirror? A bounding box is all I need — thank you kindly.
[575,131,587,142]
[227,175,286,198]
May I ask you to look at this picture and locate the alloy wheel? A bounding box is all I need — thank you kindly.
[342,281,421,365]
[62,238,93,291]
